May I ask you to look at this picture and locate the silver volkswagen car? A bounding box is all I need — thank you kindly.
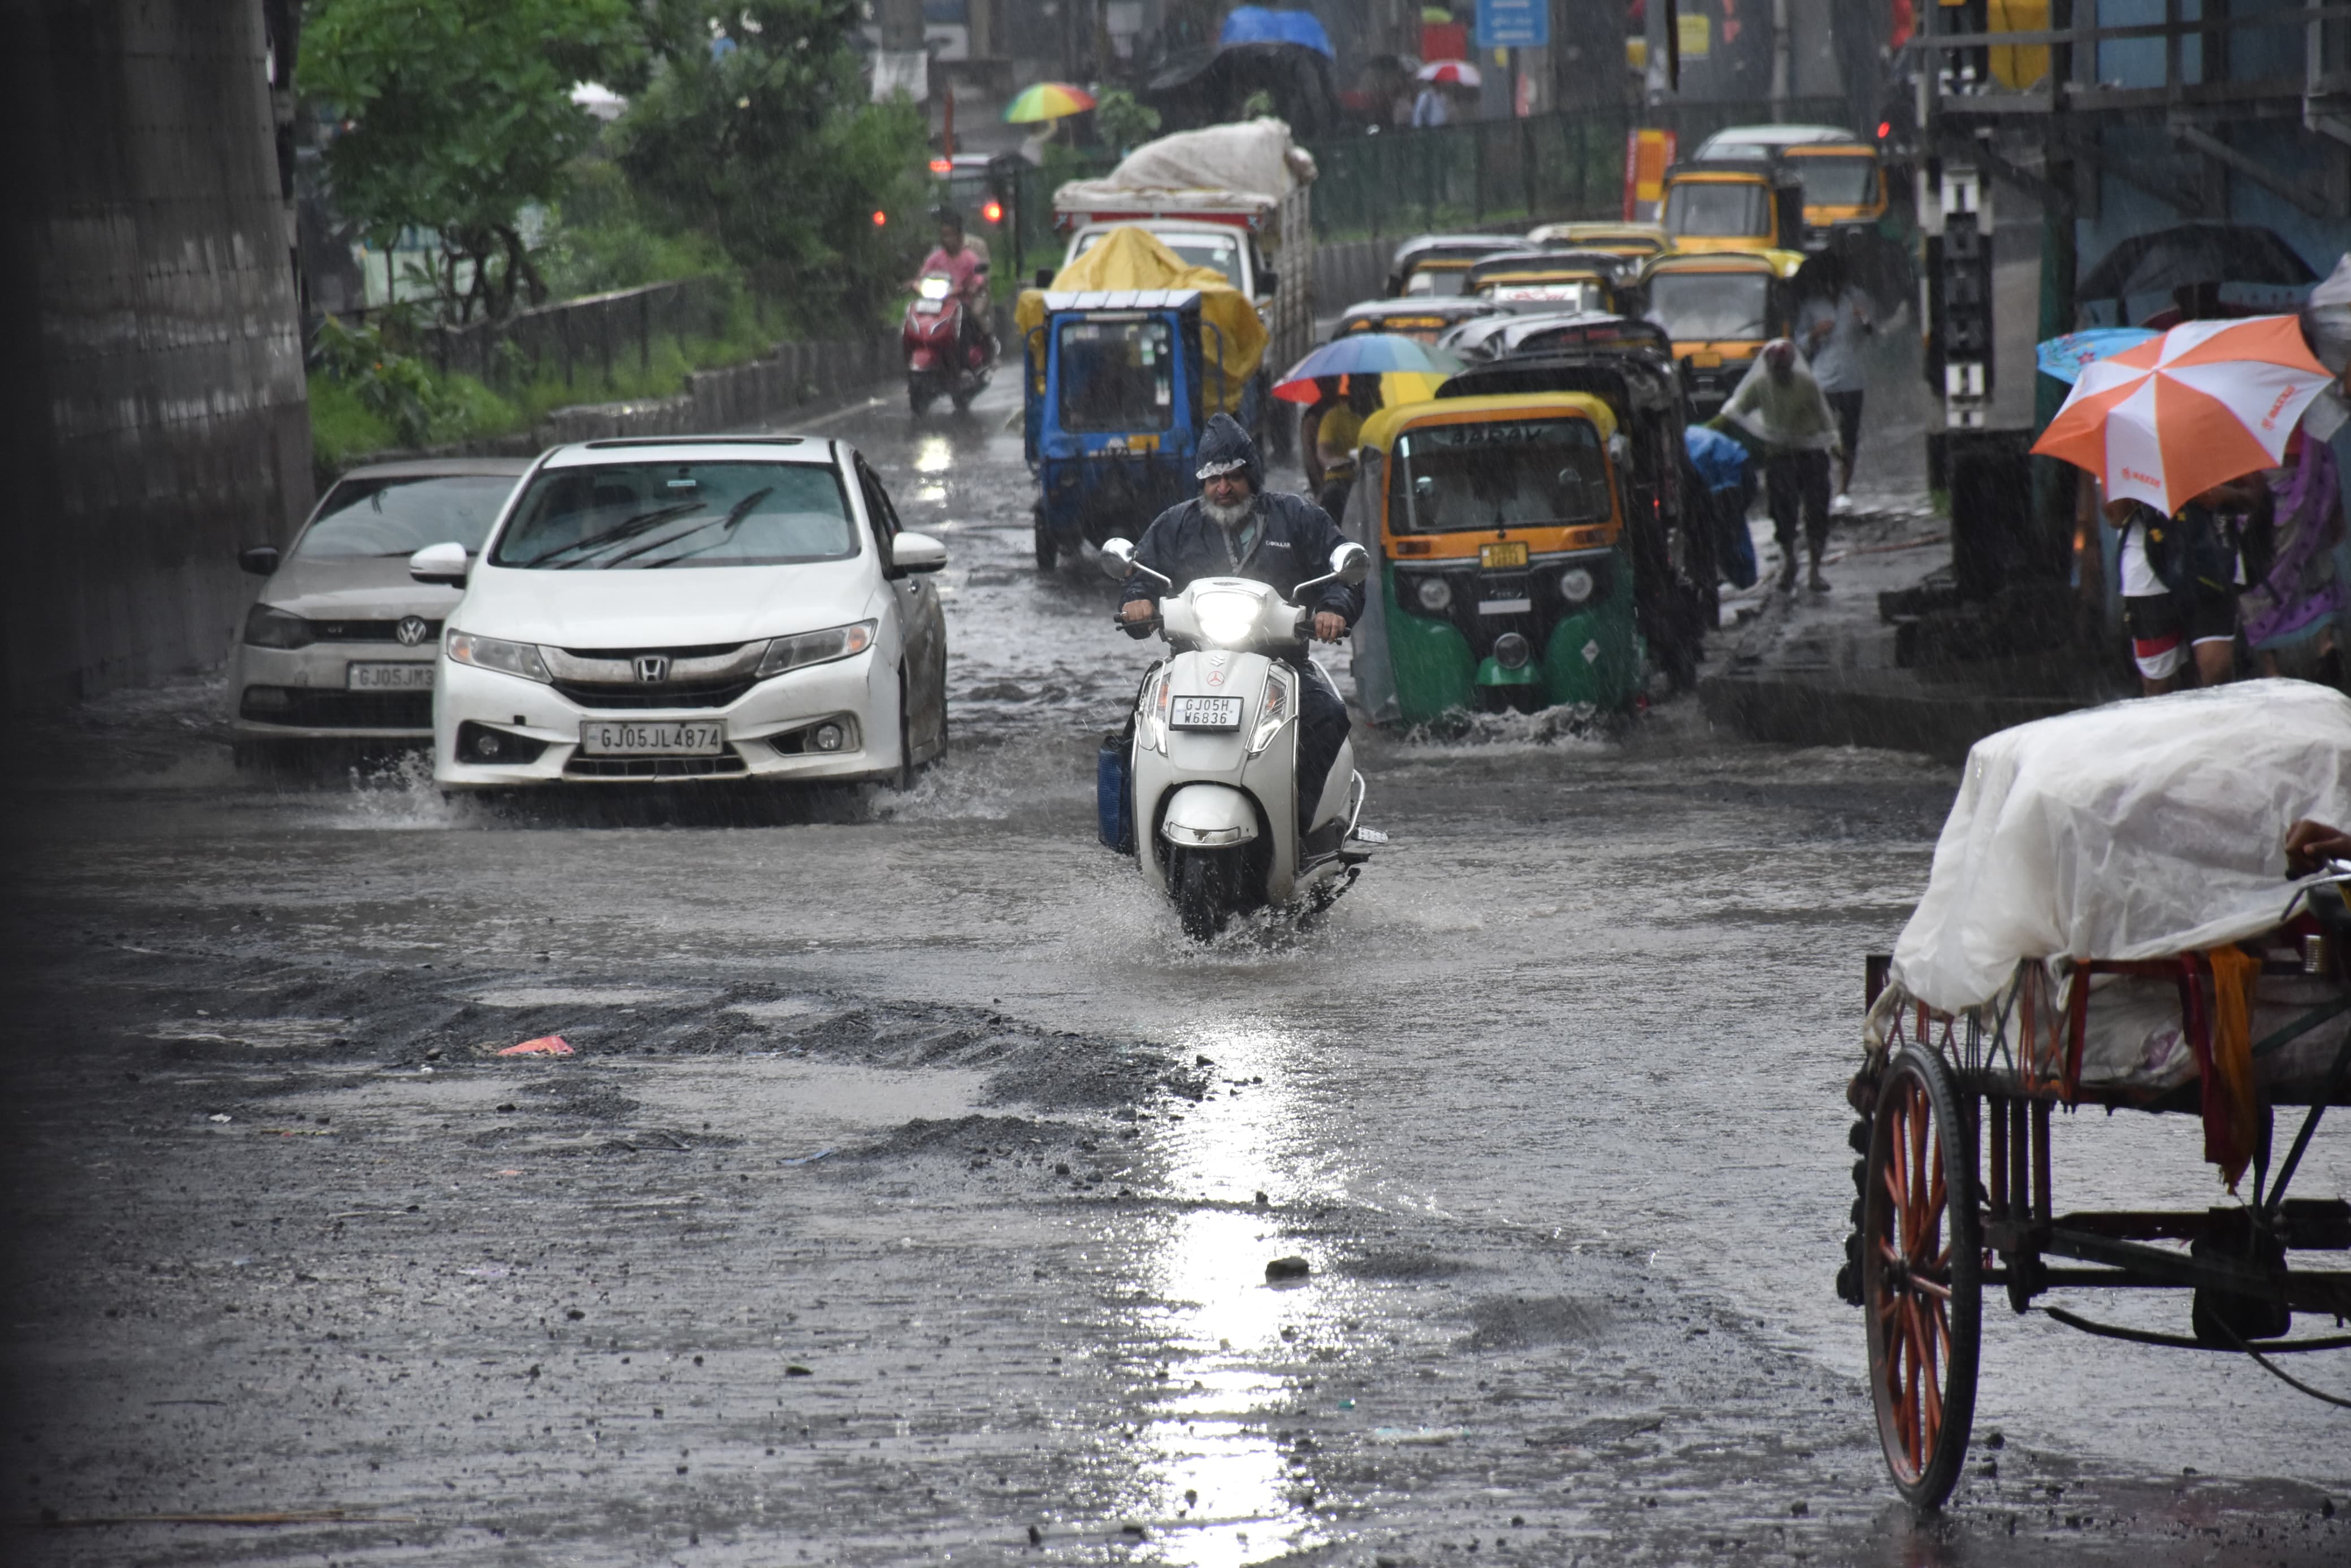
[228,457,531,764]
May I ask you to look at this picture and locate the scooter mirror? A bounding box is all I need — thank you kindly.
[1098,537,1138,580]
[1330,541,1372,588]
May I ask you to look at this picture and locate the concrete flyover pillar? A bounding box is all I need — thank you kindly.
[0,0,311,711]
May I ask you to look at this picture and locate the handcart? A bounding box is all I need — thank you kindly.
[1840,681,2351,1510]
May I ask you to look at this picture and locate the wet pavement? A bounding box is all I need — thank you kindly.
[3,379,2346,1566]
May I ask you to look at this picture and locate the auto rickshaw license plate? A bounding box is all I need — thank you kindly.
[1480,541,1530,570]
[1170,697,1242,730]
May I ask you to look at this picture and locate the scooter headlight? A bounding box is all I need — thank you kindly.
[1415,575,1453,613]
[918,276,952,301]
[1192,589,1260,648]
[1250,664,1296,755]
[1559,567,1595,605]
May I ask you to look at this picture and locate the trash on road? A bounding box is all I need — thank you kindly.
[1265,1256,1311,1282]
[1370,1426,1464,1446]
[498,1035,574,1057]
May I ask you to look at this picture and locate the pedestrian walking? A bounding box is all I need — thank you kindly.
[2113,477,2258,694]
[1410,83,1451,127]
[1708,339,1842,593]
[1795,259,1873,509]
[2241,432,2345,682]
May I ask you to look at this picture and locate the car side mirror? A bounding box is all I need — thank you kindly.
[891,532,948,574]
[1330,541,1372,588]
[1257,266,1279,295]
[1098,537,1139,580]
[407,541,470,587]
[1034,268,1055,289]
[238,544,281,577]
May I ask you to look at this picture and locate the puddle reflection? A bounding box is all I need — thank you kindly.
[1112,1020,1351,1564]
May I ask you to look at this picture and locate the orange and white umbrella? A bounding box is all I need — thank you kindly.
[2030,315,2331,514]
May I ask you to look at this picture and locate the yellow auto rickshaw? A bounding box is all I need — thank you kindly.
[1341,393,1643,724]
[1464,250,1631,315]
[1525,221,1670,266]
[1659,162,1805,258]
[1638,250,1803,418]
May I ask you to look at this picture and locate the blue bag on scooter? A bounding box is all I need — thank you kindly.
[1096,734,1135,854]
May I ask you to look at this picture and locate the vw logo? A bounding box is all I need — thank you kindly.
[394,615,431,647]
[634,655,671,683]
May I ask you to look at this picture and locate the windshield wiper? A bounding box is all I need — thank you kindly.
[519,502,705,568]
[621,488,777,570]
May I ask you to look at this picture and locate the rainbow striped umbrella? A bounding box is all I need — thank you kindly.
[1003,82,1097,123]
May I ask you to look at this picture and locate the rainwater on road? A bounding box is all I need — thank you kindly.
[3,380,2344,1567]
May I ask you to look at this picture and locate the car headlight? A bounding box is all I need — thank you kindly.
[243,604,314,650]
[1250,664,1295,755]
[444,628,551,683]
[1415,576,1453,613]
[1192,590,1260,648]
[1560,567,1595,605]
[757,620,877,678]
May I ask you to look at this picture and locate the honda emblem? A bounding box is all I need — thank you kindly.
[634,655,670,683]
[394,615,430,647]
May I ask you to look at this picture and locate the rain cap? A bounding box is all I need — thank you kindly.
[1194,412,1261,488]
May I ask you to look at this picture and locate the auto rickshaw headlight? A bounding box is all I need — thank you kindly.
[1559,567,1595,605]
[1493,632,1533,670]
[1414,575,1453,613]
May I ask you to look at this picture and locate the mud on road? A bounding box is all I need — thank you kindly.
[3,384,2346,1566]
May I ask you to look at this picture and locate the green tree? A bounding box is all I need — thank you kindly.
[302,0,641,322]
[1094,88,1161,155]
[615,1,929,327]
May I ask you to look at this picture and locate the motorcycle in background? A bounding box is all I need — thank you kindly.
[904,273,992,415]
[1095,537,1385,941]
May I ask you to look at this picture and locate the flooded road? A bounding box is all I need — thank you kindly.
[3,380,2345,1566]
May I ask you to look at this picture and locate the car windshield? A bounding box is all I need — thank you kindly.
[1403,266,1469,297]
[1057,316,1177,432]
[1665,181,1771,239]
[1793,155,1878,206]
[1391,419,1612,534]
[489,461,858,569]
[1074,231,1242,289]
[296,474,517,559]
[1647,273,1771,341]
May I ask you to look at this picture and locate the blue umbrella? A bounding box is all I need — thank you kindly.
[1275,334,1463,401]
[2036,327,2158,385]
[1220,6,1337,58]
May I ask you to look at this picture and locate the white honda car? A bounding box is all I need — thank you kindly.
[415,436,948,790]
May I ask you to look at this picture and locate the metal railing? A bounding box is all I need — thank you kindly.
[998,96,1862,273]
[418,275,738,391]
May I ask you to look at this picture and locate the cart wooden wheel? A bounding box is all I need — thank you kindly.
[1862,1045,1982,1511]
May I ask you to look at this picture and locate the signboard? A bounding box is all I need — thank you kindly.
[1623,129,1677,223]
[1476,0,1549,48]
[1677,12,1712,58]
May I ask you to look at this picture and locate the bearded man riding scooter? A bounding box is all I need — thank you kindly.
[1119,414,1360,837]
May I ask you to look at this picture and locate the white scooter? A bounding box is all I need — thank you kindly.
[1097,536,1385,941]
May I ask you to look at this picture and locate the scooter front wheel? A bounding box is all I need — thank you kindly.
[1173,847,1240,942]
[908,378,935,416]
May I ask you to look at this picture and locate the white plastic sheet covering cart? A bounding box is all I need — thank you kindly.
[1841,679,2351,1513]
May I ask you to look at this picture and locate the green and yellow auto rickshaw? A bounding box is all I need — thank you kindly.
[1341,393,1643,725]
